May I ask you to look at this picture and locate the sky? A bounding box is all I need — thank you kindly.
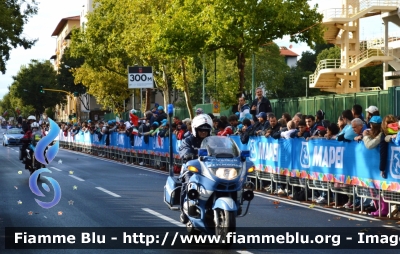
[0,0,398,100]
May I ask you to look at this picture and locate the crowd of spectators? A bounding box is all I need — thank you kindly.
[53,87,400,217]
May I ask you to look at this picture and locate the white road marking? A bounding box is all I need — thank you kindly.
[142,208,185,227]
[382,225,400,231]
[60,148,386,225]
[69,175,85,181]
[96,187,121,197]
[50,167,62,171]
[237,251,254,254]
[254,193,366,221]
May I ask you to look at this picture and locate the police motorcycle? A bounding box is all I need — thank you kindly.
[164,135,255,242]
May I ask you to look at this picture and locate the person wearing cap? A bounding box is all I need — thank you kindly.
[362,116,383,148]
[365,105,380,127]
[250,87,272,122]
[195,108,204,115]
[361,115,389,216]
[70,123,80,137]
[156,106,168,124]
[252,112,270,136]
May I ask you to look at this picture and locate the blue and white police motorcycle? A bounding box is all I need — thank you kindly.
[164,136,255,241]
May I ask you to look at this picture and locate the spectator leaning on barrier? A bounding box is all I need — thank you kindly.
[361,115,390,216]
[228,115,239,133]
[292,113,301,129]
[250,87,272,122]
[350,118,364,141]
[316,109,329,128]
[381,115,398,178]
[280,120,296,139]
[216,119,233,136]
[336,110,354,141]
[156,106,168,124]
[253,112,269,136]
[240,118,253,144]
[264,114,281,139]
[365,105,379,128]
[305,115,321,137]
[352,104,367,131]
[325,123,340,140]
[291,120,310,139]
[238,96,250,120]
[337,116,346,132]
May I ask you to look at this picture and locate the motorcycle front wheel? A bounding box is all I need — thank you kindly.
[215,209,236,247]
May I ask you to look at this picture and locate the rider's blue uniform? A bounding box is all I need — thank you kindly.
[178,134,204,211]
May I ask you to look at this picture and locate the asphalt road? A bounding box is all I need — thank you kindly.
[1,129,400,254]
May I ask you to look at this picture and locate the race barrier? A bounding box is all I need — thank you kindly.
[58,130,400,214]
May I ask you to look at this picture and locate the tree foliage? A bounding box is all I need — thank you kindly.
[11,60,65,115]
[57,47,86,95]
[316,46,341,64]
[0,0,38,74]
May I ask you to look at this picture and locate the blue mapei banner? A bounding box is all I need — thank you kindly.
[290,138,400,192]
[245,136,292,175]
[59,130,400,192]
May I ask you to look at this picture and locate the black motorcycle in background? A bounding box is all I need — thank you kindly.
[20,133,46,179]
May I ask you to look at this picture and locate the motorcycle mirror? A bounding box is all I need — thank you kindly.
[198,149,208,157]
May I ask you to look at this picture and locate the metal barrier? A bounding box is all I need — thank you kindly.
[307,180,331,205]
[331,183,356,210]
[288,177,308,201]
[355,186,381,216]
[382,191,400,218]
[258,172,273,194]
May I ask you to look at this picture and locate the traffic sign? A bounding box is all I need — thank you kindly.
[128,66,154,89]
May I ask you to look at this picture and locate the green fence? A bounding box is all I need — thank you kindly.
[103,87,400,123]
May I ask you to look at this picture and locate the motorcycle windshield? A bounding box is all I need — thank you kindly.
[200,136,239,158]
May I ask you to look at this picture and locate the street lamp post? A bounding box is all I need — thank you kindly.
[302,77,308,98]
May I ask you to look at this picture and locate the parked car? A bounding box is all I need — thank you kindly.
[2,128,24,146]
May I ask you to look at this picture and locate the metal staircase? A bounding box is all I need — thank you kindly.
[310,0,400,93]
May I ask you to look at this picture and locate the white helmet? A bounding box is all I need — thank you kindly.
[27,115,36,121]
[31,122,39,128]
[191,114,212,137]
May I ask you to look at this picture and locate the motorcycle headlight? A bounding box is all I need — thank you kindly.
[214,168,239,180]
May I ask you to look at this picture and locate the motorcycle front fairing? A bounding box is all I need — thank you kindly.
[184,156,249,231]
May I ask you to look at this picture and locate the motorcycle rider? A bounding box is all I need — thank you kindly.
[178,114,213,223]
[21,121,40,168]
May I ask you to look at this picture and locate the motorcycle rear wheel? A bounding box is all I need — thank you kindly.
[215,209,235,247]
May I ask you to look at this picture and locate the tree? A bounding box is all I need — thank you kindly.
[57,47,88,110]
[297,43,334,72]
[244,44,289,99]
[0,0,38,74]
[155,0,324,106]
[11,60,65,116]
[360,64,383,88]
[316,46,340,64]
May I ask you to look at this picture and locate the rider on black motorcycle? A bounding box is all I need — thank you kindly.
[21,121,41,169]
[178,114,213,223]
